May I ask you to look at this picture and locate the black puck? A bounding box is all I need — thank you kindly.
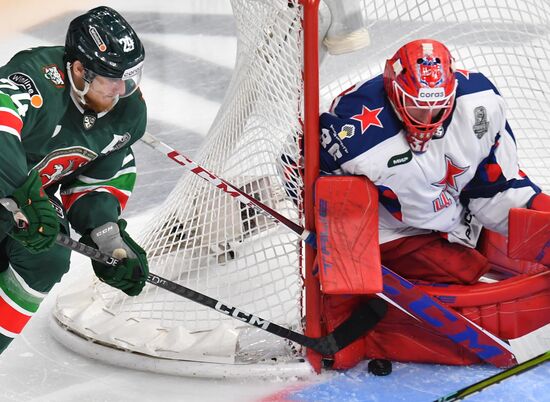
[368,358,392,376]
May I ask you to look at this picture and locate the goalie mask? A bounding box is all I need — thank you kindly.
[383,39,457,153]
[64,6,145,104]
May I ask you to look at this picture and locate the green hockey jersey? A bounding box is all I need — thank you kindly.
[0,46,147,234]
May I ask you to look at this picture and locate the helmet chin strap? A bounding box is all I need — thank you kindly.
[66,62,90,105]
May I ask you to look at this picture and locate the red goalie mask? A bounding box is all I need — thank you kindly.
[383,39,457,152]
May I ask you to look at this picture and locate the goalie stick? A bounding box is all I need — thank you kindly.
[434,350,550,402]
[136,134,530,367]
[53,230,388,356]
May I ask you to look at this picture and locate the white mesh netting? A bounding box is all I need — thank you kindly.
[52,0,550,377]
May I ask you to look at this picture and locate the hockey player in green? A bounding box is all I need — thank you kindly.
[0,7,149,353]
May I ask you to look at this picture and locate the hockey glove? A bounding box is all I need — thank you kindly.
[81,220,148,296]
[9,169,59,253]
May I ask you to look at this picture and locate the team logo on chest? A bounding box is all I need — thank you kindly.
[34,147,97,187]
[473,106,489,139]
[432,155,469,192]
[431,155,469,212]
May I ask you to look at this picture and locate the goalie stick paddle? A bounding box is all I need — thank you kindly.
[434,350,550,402]
[54,231,387,356]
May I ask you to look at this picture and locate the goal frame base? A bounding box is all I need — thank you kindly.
[49,314,314,379]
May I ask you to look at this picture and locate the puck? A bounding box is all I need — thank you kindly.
[367,358,392,376]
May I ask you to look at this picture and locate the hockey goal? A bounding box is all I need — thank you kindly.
[51,0,550,378]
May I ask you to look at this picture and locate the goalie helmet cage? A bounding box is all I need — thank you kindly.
[51,0,550,378]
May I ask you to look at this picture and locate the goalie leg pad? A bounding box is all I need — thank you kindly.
[508,208,550,265]
[315,176,382,294]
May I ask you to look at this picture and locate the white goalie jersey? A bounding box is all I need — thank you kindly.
[320,71,541,247]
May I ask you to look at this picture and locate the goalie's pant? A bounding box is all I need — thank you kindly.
[0,229,70,354]
[379,232,491,284]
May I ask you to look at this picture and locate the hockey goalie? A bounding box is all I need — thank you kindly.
[315,38,550,369]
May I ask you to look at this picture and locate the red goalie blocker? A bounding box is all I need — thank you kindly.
[314,176,382,294]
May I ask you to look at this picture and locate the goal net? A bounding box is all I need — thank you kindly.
[51,0,550,378]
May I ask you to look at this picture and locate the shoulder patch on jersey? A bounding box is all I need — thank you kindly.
[473,106,489,138]
[351,105,384,134]
[337,124,356,140]
[387,149,413,167]
[42,64,65,88]
[101,132,132,154]
[7,72,43,108]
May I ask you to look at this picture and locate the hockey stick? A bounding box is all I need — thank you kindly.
[434,350,550,402]
[137,134,524,367]
[3,209,384,356]
[139,132,315,244]
[381,267,516,367]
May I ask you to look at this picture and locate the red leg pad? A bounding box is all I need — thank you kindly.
[320,293,366,368]
[315,176,382,294]
[508,208,550,265]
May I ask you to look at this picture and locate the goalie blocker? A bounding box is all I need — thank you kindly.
[314,176,550,369]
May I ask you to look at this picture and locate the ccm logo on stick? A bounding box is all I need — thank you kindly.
[215,302,270,329]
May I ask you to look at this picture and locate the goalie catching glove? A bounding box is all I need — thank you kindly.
[80,220,148,296]
[9,169,59,253]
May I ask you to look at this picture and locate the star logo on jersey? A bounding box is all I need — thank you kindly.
[455,69,470,79]
[351,105,383,134]
[433,155,469,192]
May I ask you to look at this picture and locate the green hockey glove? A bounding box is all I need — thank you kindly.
[80,220,148,296]
[9,170,59,253]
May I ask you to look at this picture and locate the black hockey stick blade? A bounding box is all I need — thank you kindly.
[148,273,386,355]
[316,298,388,356]
[434,350,550,402]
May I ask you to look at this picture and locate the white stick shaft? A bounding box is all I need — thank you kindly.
[139,132,311,240]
